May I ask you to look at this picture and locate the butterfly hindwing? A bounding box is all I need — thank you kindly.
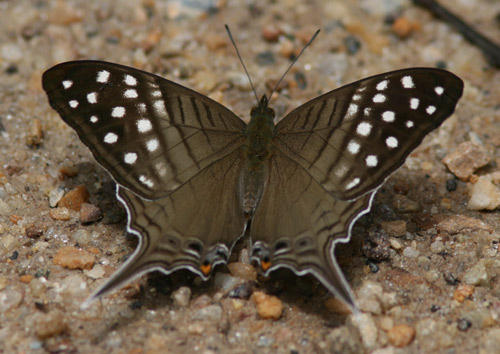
[42,61,246,200]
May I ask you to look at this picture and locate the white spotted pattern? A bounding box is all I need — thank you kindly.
[124,89,138,98]
[365,155,378,167]
[401,75,415,89]
[352,94,362,101]
[347,140,360,154]
[96,70,110,83]
[62,80,73,89]
[90,115,98,123]
[363,107,372,116]
[426,105,436,115]
[346,178,360,190]
[410,98,419,110]
[356,122,372,136]
[137,119,152,133]
[154,100,167,115]
[69,100,79,108]
[346,103,358,117]
[155,162,167,176]
[87,92,97,104]
[137,103,147,114]
[386,136,398,148]
[139,175,154,188]
[111,106,126,118]
[376,80,388,91]
[104,132,118,144]
[146,138,159,152]
[406,120,414,128]
[124,152,138,164]
[373,93,386,103]
[334,164,348,178]
[124,74,137,86]
[151,90,162,98]
[435,86,444,95]
[382,111,395,122]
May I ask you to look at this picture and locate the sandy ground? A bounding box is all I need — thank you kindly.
[0,0,499,353]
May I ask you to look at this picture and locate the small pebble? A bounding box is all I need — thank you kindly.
[34,310,67,339]
[227,262,257,281]
[442,142,490,181]
[402,246,419,258]
[53,246,95,270]
[58,185,90,211]
[480,328,500,353]
[0,286,24,311]
[463,260,490,286]
[444,272,459,285]
[214,272,241,292]
[71,229,91,245]
[228,281,254,299]
[468,174,500,210]
[453,284,474,302]
[392,195,420,213]
[430,239,444,253]
[59,164,78,178]
[192,304,222,322]
[26,119,43,146]
[84,265,106,279]
[279,38,295,58]
[437,215,493,234]
[457,318,472,331]
[344,35,361,55]
[350,313,378,349]
[171,286,191,307]
[19,274,33,283]
[48,187,65,208]
[326,326,363,354]
[262,25,282,42]
[204,33,227,51]
[251,291,283,320]
[49,207,71,220]
[381,220,407,237]
[255,51,275,66]
[389,238,402,250]
[25,224,44,238]
[379,316,394,331]
[79,203,102,224]
[446,178,457,192]
[391,17,419,38]
[387,324,416,347]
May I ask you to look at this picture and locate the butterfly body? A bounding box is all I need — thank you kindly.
[42,60,463,310]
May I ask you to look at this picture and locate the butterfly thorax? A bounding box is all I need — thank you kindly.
[245,95,275,166]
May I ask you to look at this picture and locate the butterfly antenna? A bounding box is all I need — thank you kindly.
[269,29,320,100]
[225,24,260,104]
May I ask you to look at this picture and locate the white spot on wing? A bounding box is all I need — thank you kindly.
[137,103,147,114]
[365,155,378,167]
[376,80,388,91]
[62,80,73,89]
[373,93,386,103]
[352,94,362,101]
[410,98,419,110]
[363,107,372,116]
[347,140,360,154]
[69,100,79,108]
[346,177,360,190]
[137,119,152,133]
[146,138,159,152]
[155,162,167,176]
[151,90,162,98]
[356,122,372,136]
[124,152,137,164]
[426,105,436,115]
[386,136,398,148]
[334,164,348,178]
[124,89,138,98]
[153,100,166,115]
[96,70,110,83]
[346,103,358,118]
[124,74,137,86]
[435,86,444,95]
[406,120,414,128]
[401,75,415,88]
[87,92,97,104]
[111,106,126,118]
[382,111,395,122]
[104,132,118,144]
[90,115,98,123]
[139,175,154,188]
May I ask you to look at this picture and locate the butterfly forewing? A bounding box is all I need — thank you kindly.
[42,61,245,200]
[275,68,463,200]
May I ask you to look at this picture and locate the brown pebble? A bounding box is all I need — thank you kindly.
[79,203,102,224]
[324,297,352,315]
[227,262,257,281]
[392,17,419,38]
[251,291,283,320]
[142,28,162,52]
[53,246,95,270]
[58,185,90,211]
[26,119,43,146]
[442,142,490,181]
[34,310,67,339]
[49,207,71,221]
[437,215,493,235]
[454,284,475,303]
[380,220,407,237]
[261,25,282,42]
[387,324,416,347]
[204,33,227,51]
[25,224,44,238]
[59,164,78,178]
[19,274,33,283]
[9,215,22,225]
[279,39,296,58]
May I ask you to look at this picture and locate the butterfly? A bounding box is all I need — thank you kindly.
[42,47,463,311]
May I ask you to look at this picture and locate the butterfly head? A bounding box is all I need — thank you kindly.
[250,95,275,120]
